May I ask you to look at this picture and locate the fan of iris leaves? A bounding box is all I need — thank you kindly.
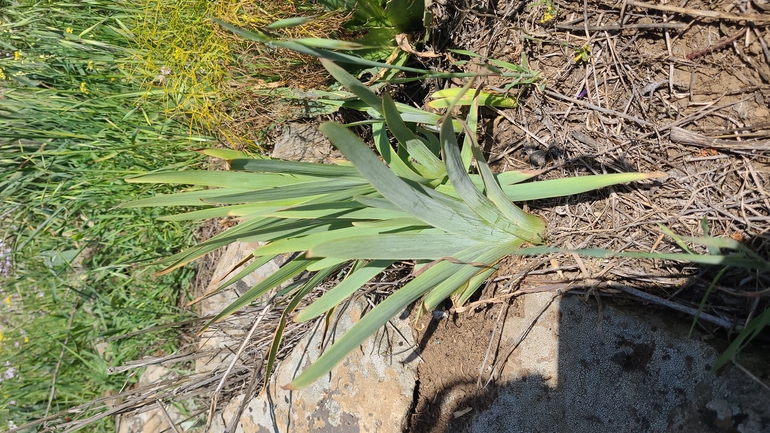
[124,59,673,389]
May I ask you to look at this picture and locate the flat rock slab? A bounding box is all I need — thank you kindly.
[459,293,770,433]
[212,298,419,433]
[271,122,342,163]
[196,241,280,374]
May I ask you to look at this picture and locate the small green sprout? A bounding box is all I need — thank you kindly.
[574,44,591,62]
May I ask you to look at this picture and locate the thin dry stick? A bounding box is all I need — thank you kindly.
[733,361,770,392]
[107,350,220,375]
[686,28,748,60]
[671,127,770,151]
[490,107,551,147]
[555,22,687,31]
[484,291,562,388]
[611,283,740,329]
[636,95,755,140]
[477,302,507,388]
[155,400,182,433]
[752,27,770,64]
[543,89,652,126]
[626,0,770,23]
[206,295,276,430]
[225,351,266,433]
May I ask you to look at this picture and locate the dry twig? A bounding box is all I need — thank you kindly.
[627,0,770,23]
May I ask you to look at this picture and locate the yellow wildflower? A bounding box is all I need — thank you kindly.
[4,295,10,306]
[0,330,3,341]
[80,82,88,94]
[541,6,555,23]
[110,77,115,82]
[13,51,20,61]
[24,336,28,343]
[87,60,93,71]
[65,27,73,34]
[0,68,5,81]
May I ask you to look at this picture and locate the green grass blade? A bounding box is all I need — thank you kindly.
[294,38,366,50]
[121,189,248,208]
[286,241,513,390]
[713,308,770,371]
[272,204,410,221]
[252,225,386,257]
[350,217,428,228]
[309,233,480,259]
[428,89,517,108]
[382,93,445,178]
[689,266,728,337]
[199,148,257,160]
[214,19,431,73]
[440,117,521,233]
[267,16,314,29]
[502,172,667,201]
[659,224,694,254]
[295,260,395,322]
[126,171,318,189]
[421,240,522,310]
[216,255,276,293]
[202,179,369,204]
[321,58,383,113]
[229,158,361,178]
[156,204,261,221]
[265,263,342,384]
[203,256,314,328]
[371,121,426,182]
[513,246,770,270]
[155,217,273,271]
[454,266,498,306]
[460,93,479,171]
[307,257,350,271]
[468,122,546,238]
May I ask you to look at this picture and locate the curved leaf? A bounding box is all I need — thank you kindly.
[502,172,667,201]
[320,122,513,243]
[295,260,395,322]
[286,240,519,390]
[309,232,480,260]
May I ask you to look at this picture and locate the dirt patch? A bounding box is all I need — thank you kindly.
[408,294,501,432]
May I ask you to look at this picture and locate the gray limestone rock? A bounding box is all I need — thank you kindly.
[196,241,281,374]
[271,123,342,164]
[461,293,770,433]
[211,297,419,433]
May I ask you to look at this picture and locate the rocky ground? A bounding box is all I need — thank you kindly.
[114,0,770,431]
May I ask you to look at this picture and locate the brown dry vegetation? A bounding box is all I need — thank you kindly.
[211,2,350,148]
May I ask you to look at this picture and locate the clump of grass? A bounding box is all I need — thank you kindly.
[0,0,208,429]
